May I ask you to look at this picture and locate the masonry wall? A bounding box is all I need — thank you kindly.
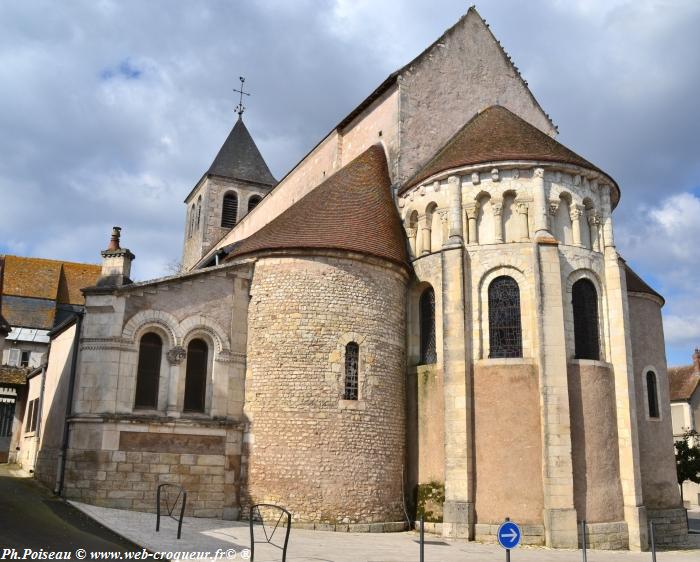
[567,361,624,523]
[473,361,544,526]
[63,420,242,519]
[628,292,687,546]
[244,254,407,525]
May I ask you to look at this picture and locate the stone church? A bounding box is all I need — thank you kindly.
[53,6,686,551]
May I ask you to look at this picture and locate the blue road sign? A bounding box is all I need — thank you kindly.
[497,521,522,549]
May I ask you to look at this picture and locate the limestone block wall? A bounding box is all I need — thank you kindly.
[244,254,408,524]
[63,419,242,518]
[567,361,624,523]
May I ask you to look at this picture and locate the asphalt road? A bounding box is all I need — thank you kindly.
[0,464,139,552]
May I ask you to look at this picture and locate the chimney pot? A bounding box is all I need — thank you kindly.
[693,348,700,373]
[106,226,122,251]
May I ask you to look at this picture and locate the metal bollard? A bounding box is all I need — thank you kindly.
[581,520,587,562]
[649,520,656,562]
[419,514,424,562]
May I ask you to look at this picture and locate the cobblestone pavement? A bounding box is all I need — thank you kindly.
[71,501,700,562]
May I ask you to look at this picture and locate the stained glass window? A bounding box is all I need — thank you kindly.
[572,279,600,360]
[647,371,659,418]
[344,342,359,400]
[488,276,522,358]
[419,287,437,364]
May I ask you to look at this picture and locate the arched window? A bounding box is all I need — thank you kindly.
[344,342,359,400]
[188,204,195,238]
[221,192,238,228]
[248,195,262,214]
[184,338,208,412]
[419,287,437,364]
[572,278,600,360]
[647,371,660,419]
[134,333,162,409]
[488,276,522,358]
[195,195,202,230]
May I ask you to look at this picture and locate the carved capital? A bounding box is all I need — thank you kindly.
[587,210,601,226]
[437,209,449,223]
[464,204,479,220]
[491,200,503,217]
[570,207,583,221]
[548,200,560,216]
[166,346,187,365]
[515,201,529,215]
[405,227,417,238]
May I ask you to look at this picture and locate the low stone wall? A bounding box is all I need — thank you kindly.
[63,418,243,519]
[580,521,628,550]
[474,523,545,546]
[290,521,407,532]
[34,447,60,492]
[648,508,689,547]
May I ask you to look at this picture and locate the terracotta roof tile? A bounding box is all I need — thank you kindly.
[1,255,100,305]
[624,264,664,304]
[0,365,28,386]
[402,106,619,206]
[226,145,409,268]
[668,365,700,401]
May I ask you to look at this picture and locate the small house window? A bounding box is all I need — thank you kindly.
[221,193,238,228]
[419,287,437,364]
[572,278,600,360]
[184,338,208,413]
[248,195,262,214]
[20,351,30,367]
[344,342,359,400]
[24,399,38,433]
[134,333,162,409]
[488,276,522,358]
[647,371,660,419]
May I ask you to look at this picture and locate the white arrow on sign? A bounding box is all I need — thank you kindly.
[501,529,518,542]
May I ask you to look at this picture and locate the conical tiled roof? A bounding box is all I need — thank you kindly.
[207,117,277,187]
[225,145,409,267]
[403,105,619,206]
[625,263,664,304]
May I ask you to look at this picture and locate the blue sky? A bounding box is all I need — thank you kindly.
[0,0,698,365]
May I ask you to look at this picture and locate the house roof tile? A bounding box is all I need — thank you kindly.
[668,365,700,401]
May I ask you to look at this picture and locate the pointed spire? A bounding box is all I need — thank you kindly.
[207,118,277,187]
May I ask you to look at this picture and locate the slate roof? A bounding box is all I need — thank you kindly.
[668,365,700,401]
[225,145,409,268]
[0,255,100,330]
[0,365,28,386]
[624,264,664,304]
[207,117,277,187]
[401,105,620,207]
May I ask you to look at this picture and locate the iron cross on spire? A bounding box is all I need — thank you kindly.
[233,76,250,118]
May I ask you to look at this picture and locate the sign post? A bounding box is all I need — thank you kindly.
[497,517,522,561]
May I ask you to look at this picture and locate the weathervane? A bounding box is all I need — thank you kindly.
[233,76,250,118]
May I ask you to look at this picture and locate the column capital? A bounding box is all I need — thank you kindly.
[463,203,480,220]
[533,167,545,179]
[491,199,503,217]
[515,201,529,215]
[548,199,560,216]
[405,227,417,238]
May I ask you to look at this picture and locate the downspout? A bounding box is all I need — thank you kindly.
[55,310,83,496]
[31,362,49,472]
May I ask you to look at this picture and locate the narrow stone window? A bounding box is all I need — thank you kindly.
[184,338,208,413]
[419,287,437,364]
[134,332,162,409]
[572,278,600,360]
[188,204,196,238]
[647,371,660,419]
[248,195,262,214]
[221,193,238,228]
[344,342,359,400]
[195,195,202,230]
[488,276,522,358]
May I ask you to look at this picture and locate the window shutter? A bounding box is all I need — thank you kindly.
[8,348,20,367]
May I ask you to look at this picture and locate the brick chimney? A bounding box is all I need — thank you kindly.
[693,348,700,374]
[98,226,135,286]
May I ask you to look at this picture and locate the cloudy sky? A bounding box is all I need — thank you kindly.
[0,0,698,365]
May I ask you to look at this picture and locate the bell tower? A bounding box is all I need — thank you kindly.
[181,78,277,271]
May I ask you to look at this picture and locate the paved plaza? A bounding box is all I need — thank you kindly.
[71,501,700,562]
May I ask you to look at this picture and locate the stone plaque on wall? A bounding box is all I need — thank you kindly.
[119,431,224,454]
